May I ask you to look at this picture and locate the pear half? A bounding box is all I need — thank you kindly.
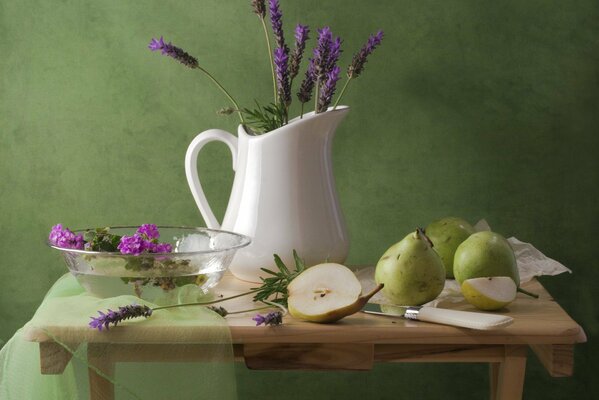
[288,263,383,323]
[461,276,517,311]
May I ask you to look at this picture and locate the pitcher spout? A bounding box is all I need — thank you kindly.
[237,106,350,139]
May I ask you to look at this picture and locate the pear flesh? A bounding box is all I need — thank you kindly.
[461,276,517,310]
[453,231,519,286]
[288,263,383,323]
[375,229,446,306]
[426,217,475,278]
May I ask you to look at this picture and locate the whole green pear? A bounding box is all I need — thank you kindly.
[453,231,519,286]
[375,229,446,306]
[426,217,475,278]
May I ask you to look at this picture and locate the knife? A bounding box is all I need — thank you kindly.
[362,306,513,330]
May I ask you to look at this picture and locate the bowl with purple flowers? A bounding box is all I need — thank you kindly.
[48,224,251,304]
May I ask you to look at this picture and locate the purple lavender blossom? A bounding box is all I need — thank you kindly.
[268,0,286,50]
[251,0,266,18]
[49,224,84,250]
[297,58,316,104]
[252,311,283,326]
[274,47,291,105]
[317,66,341,113]
[325,36,342,75]
[289,24,310,82]
[137,224,160,240]
[347,30,384,78]
[312,27,333,85]
[148,36,199,69]
[117,234,147,256]
[89,304,153,331]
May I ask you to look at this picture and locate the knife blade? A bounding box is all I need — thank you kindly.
[362,306,513,330]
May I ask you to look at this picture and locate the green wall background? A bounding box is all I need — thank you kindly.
[1,0,597,398]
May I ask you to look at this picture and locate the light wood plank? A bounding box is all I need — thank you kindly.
[489,363,499,400]
[87,344,115,400]
[531,344,574,377]
[375,344,505,363]
[495,346,528,400]
[243,343,374,370]
[39,342,73,375]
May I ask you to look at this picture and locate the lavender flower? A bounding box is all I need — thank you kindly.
[297,58,316,104]
[289,24,310,82]
[137,224,160,240]
[347,30,384,78]
[268,0,286,50]
[312,27,333,85]
[274,47,291,106]
[325,36,342,75]
[49,224,84,250]
[317,65,341,113]
[89,304,153,331]
[251,0,266,18]
[148,36,199,69]
[252,311,283,326]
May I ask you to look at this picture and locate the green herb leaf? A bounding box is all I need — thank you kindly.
[252,250,306,307]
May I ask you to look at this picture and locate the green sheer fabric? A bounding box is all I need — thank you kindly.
[0,274,237,399]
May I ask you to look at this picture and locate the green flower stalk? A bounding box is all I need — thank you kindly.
[252,0,278,102]
[333,30,383,110]
[148,37,245,124]
[333,30,384,109]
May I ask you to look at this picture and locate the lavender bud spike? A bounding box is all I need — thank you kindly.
[289,24,310,82]
[251,0,266,18]
[89,304,153,331]
[317,65,341,113]
[297,58,316,104]
[274,47,291,106]
[347,30,384,78]
[268,0,286,50]
[148,37,199,69]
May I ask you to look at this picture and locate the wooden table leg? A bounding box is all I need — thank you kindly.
[87,344,115,400]
[490,345,528,400]
[489,362,499,400]
[39,342,74,374]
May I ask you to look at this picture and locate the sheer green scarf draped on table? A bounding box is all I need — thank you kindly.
[0,274,237,399]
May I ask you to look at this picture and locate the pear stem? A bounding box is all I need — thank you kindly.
[360,283,384,303]
[517,287,539,299]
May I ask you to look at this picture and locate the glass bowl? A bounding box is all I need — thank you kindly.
[48,226,251,304]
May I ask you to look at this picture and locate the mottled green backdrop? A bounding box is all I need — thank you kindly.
[1,0,597,398]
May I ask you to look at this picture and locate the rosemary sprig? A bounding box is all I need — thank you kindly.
[252,250,305,307]
[241,100,287,134]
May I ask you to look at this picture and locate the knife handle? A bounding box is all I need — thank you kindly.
[405,307,513,330]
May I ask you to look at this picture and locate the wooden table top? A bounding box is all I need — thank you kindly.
[23,270,586,347]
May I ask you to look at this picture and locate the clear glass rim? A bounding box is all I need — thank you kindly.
[47,225,252,256]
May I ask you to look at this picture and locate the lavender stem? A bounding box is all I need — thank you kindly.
[197,66,245,124]
[314,81,320,113]
[333,77,352,109]
[260,17,278,102]
[152,288,258,311]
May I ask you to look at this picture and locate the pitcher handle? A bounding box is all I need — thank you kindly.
[185,129,238,229]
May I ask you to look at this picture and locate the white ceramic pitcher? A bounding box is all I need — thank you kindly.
[185,106,350,282]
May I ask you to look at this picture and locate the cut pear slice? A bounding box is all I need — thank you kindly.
[288,263,383,323]
[461,276,517,311]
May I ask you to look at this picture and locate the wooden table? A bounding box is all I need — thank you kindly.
[24,273,586,400]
